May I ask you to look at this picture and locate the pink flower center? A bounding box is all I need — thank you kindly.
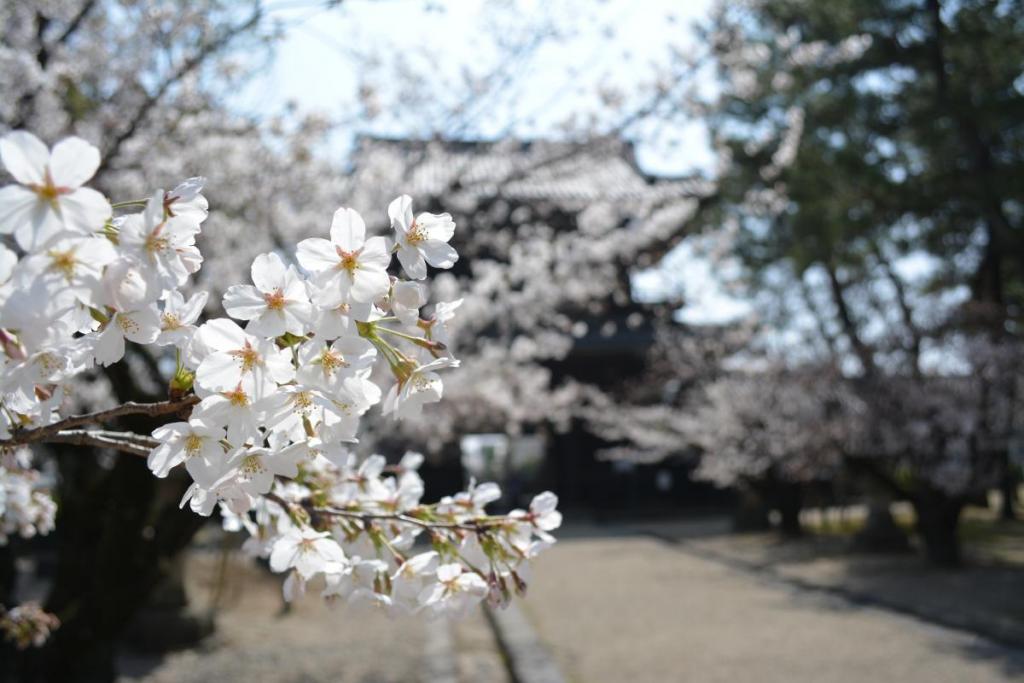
[264,288,287,311]
[335,247,361,275]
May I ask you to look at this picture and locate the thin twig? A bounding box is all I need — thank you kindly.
[263,491,498,533]
[45,430,152,457]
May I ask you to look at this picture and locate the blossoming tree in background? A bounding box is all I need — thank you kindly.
[0,132,561,659]
[0,3,529,678]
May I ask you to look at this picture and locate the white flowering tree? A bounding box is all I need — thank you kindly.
[583,0,1024,565]
[0,2,706,676]
[0,132,562,678]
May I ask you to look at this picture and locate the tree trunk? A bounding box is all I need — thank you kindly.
[4,447,206,682]
[912,490,964,567]
[852,499,910,553]
[997,452,1018,521]
[774,481,804,538]
[732,482,771,532]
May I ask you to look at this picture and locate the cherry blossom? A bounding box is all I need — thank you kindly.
[388,194,458,280]
[116,191,202,290]
[147,421,225,479]
[382,357,460,419]
[296,207,391,303]
[223,252,312,337]
[0,130,562,631]
[156,291,209,348]
[93,305,162,367]
[0,132,110,251]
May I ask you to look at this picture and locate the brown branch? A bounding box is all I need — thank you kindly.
[98,5,264,172]
[825,262,877,376]
[263,492,506,533]
[52,0,98,49]
[0,396,198,451]
[871,243,922,376]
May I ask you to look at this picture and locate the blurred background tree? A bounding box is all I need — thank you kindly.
[688,0,1024,564]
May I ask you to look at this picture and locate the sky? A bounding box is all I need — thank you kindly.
[242,0,748,324]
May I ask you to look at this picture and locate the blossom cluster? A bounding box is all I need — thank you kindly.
[0,601,60,650]
[0,448,56,545]
[0,131,561,625]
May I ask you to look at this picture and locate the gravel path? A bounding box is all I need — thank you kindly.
[119,554,429,683]
[523,534,1024,683]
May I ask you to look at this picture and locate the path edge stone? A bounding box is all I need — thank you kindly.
[485,602,567,683]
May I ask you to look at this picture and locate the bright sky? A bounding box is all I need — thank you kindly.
[244,0,747,324]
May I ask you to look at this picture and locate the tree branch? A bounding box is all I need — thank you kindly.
[44,430,154,458]
[0,396,198,451]
[263,492,508,534]
[98,5,264,172]
[825,262,877,376]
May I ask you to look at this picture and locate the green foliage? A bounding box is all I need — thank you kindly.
[704,0,1024,320]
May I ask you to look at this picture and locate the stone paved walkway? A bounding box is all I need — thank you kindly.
[118,524,1024,683]
[118,554,428,683]
[523,529,1024,683]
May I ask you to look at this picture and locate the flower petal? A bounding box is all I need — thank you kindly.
[296,237,339,273]
[419,240,458,269]
[0,131,49,186]
[388,195,413,233]
[223,284,267,321]
[329,207,366,251]
[250,251,287,292]
[0,185,40,236]
[57,187,111,235]
[49,137,101,188]
[397,245,427,280]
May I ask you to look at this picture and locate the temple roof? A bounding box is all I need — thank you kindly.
[345,135,713,210]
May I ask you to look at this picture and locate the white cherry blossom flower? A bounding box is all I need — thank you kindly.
[179,458,253,517]
[148,420,225,479]
[0,132,111,251]
[296,207,391,303]
[264,384,352,441]
[391,280,426,327]
[308,280,373,337]
[93,304,161,367]
[269,527,347,580]
[296,336,376,390]
[100,257,156,311]
[228,445,304,496]
[118,191,202,289]
[193,319,294,398]
[509,492,563,551]
[191,385,286,446]
[382,357,460,420]
[156,290,208,348]
[439,480,501,517]
[423,298,463,350]
[163,177,208,225]
[419,564,488,618]
[388,195,458,280]
[14,236,117,304]
[223,252,312,337]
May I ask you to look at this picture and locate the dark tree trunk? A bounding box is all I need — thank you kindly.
[912,490,964,567]
[997,452,1018,521]
[774,481,804,538]
[4,356,207,683]
[732,482,771,532]
[852,500,910,553]
[4,450,206,683]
